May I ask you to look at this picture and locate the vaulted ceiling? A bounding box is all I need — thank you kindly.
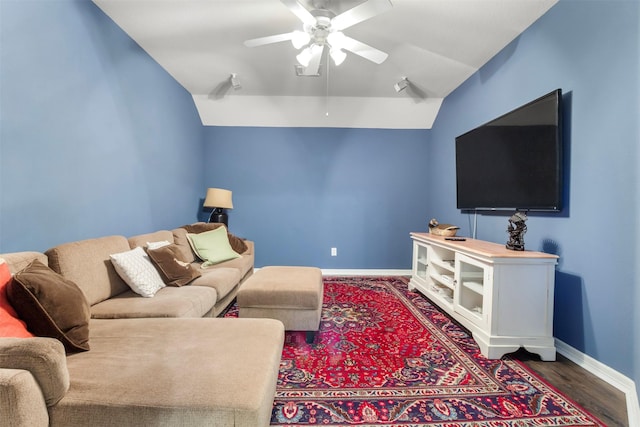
[92,0,558,129]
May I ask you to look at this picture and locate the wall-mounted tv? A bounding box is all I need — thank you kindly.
[455,89,563,212]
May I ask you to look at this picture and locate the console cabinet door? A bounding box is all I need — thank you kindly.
[454,253,491,329]
[411,241,429,287]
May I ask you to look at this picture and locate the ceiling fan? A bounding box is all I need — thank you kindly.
[244,0,393,76]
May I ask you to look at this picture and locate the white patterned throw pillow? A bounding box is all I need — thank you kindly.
[110,247,166,298]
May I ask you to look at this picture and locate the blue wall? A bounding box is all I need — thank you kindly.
[203,126,430,268]
[0,0,205,253]
[426,0,639,392]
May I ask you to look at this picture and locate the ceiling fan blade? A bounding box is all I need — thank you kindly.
[341,36,388,64]
[244,32,295,48]
[298,45,324,76]
[331,0,393,31]
[281,0,316,26]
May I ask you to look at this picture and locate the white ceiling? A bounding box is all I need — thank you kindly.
[92,0,558,129]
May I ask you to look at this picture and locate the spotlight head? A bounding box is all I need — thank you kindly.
[230,73,241,90]
[394,77,409,93]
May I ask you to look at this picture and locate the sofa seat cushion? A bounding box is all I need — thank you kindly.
[50,317,284,427]
[204,249,254,280]
[190,267,241,301]
[89,286,216,319]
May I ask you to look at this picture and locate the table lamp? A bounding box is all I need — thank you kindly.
[203,188,233,227]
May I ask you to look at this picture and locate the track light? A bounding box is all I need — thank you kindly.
[394,77,409,93]
[230,73,241,90]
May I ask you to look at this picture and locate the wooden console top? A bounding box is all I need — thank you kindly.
[410,232,559,260]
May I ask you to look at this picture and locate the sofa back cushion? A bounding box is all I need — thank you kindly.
[187,228,241,267]
[171,228,197,264]
[127,230,174,250]
[45,236,131,306]
[110,247,166,298]
[181,222,248,254]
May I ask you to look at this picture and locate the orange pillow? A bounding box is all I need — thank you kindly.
[0,259,34,338]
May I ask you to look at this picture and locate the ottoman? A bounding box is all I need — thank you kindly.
[237,266,323,343]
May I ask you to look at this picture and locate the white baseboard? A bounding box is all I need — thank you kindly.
[254,268,412,277]
[555,339,640,427]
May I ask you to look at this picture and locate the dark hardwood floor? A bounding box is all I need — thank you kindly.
[511,349,628,426]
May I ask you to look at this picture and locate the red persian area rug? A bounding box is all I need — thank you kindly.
[226,276,605,426]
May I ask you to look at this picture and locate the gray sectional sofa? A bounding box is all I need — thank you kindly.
[0,223,285,427]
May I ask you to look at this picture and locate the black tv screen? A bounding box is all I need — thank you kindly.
[455,89,563,212]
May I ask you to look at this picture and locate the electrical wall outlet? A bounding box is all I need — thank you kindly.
[331,247,337,257]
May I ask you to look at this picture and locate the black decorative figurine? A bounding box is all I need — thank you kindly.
[506,212,527,251]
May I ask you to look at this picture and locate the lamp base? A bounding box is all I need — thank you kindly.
[208,210,228,228]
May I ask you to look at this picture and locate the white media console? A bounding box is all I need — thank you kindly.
[409,232,558,361]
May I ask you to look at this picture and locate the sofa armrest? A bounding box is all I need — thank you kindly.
[0,368,49,427]
[0,337,69,406]
[0,252,48,274]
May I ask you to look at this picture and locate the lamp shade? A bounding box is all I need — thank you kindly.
[203,188,233,209]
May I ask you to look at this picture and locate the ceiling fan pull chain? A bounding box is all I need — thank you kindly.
[326,58,330,117]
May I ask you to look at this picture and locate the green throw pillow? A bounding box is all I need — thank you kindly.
[187,227,241,267]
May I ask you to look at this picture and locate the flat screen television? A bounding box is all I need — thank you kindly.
[455,89,563,212]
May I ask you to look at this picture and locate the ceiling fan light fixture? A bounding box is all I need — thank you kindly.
[330,47,347,66]
[296,46,314,67]
[245,0,392,75]
[291,30,311,49]
[327,31,346,49]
